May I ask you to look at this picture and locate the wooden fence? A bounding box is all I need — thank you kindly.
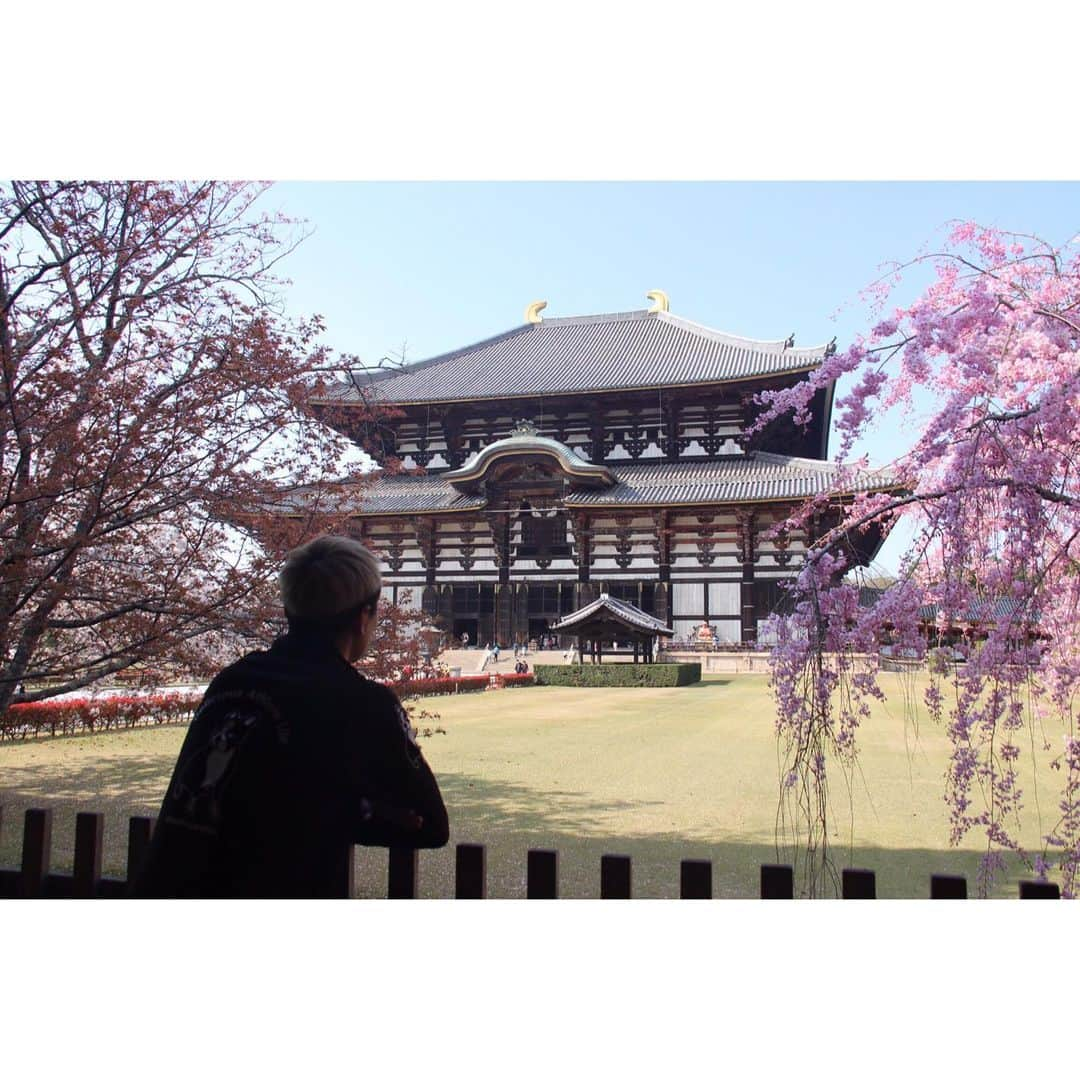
[0,806,1063,899]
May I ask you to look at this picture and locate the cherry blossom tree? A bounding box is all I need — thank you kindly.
[0,181,384,710]
[760,223,1080,896]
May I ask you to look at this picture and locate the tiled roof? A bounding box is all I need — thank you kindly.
[916,598,1028,624]
[562,453,896,507]
[274,474,486,515]
[291,452,896,516]
[552,593,675,636]
[320,309,830,406]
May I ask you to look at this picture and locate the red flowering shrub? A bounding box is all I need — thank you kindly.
[0,668,533,742]
[0,692,202,741]
[494,673,536,688]
[390,675,490,699]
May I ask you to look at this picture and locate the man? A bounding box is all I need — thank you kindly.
[131,536,449,898]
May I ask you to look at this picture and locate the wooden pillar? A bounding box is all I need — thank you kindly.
[737,510,757,645]
[663,399,683,462]
[570,512,592,584]
[495,583,512,649]
[486,512,511,645]
[653,510,673,628]
[415,517,438,588]
[513,582,529,646]
[440,408,465,468]
[587,407,607,462]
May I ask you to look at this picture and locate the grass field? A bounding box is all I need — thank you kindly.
[0,674,1069,897]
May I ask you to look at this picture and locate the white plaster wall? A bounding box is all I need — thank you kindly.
[673,582,705,616]
[709,582,740,617]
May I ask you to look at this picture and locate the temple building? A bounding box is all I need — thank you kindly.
[311,294,895,647]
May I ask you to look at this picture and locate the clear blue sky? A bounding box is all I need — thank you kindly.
[268,182,1080,573]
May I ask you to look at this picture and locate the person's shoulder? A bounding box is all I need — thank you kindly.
[352,673,403,712]
[196,649,284,720]
[202,648,270,693]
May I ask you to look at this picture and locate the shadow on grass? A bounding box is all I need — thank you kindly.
[1,755,1038,900]
[357,769,1029,899]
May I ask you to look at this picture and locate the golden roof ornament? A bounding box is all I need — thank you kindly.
[525,300,547,325]
[646,290,669,313]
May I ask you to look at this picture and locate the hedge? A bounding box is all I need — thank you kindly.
[390,674,490,698]
[533,663,701,688]
[0,671,534,742]
[1,692,203,741]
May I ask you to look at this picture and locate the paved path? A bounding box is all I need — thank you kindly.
[435,648,570,673]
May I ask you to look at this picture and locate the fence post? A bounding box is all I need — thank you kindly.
[526,849,558,898]
[930,874,967,899]
[680,859,712,899]
[842,868,876,899]
[1019,880,1060,899]
[126,816,156,887]
[760,864,794,899]
[73,812,105,898]
[344,844,356,899]
[600,854,632,898]
[20,808,52,898]
[388,847,418,899]
[455,843,486,899]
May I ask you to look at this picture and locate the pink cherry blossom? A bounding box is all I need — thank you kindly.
[766,223,1080,898]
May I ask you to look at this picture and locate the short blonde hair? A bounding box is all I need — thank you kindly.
[279,535,382,626]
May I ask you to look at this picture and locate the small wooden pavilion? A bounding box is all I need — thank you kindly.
[550,593,675,664]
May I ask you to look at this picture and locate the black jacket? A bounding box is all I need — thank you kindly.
[130,629,449,898]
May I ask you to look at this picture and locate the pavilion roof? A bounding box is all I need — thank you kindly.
[318,309,831,407]
[551,594,675,637]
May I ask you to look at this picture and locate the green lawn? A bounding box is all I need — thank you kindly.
[0,674,1068,897]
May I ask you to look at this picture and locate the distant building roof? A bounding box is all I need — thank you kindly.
[319,309,831,407]
[917,598,1028,625]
